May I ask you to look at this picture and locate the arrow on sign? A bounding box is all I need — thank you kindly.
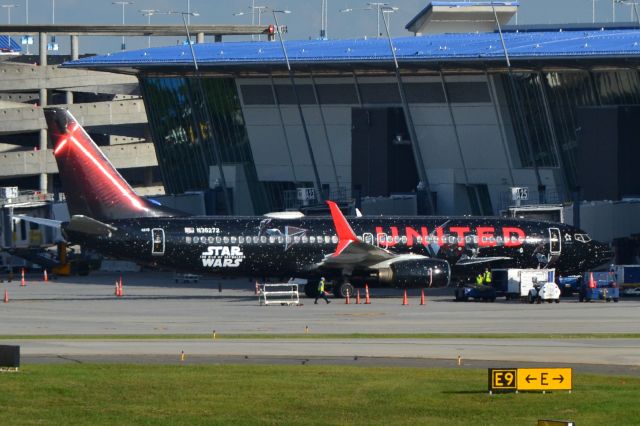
[526,375,537,383]
[553,375,564,383]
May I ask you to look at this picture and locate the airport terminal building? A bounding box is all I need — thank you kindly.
[66,20,640,221]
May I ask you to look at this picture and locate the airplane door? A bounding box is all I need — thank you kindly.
[362,233,374,245]
[376,233,388,249]
[549,227,561,255]
[151,228,165,256]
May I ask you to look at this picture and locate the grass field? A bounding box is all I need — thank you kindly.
[0,364,638,425]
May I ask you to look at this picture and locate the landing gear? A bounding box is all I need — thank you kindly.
[333,281,354,298]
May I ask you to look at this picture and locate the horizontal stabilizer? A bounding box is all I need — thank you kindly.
[66,215,118,237]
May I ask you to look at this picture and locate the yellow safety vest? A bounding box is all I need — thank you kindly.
[476,274,484,285]
[318,280,325,292]
[484,271,492,284]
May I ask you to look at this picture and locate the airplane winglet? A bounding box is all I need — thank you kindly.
[327,201,358,257]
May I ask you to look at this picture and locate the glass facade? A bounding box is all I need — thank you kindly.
[502,69,640,192]
[139,75,269,213]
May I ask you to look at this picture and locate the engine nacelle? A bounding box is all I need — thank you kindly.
[378,258,451,288]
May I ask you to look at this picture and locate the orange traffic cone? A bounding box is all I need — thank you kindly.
[420,289,426,306]
[589,272,596,289]
[356,289,361,304]
[115,281,120,296]
[43,269,48,282]
[345,289,350,304]
[20,268,26,287]
[365,284,371,304]
[119,281,124,297]
[402,290,408,306]
[3,289,8,303]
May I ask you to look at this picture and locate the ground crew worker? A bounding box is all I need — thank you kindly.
[483,268,492,286]
[315,277,331,304]
[476,273,484,285]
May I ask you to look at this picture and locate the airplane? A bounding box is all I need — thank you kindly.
[31,107,613,297]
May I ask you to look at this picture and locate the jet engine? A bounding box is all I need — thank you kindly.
[377,258,451,288]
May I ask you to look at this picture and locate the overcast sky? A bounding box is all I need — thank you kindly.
[4,0,636,54]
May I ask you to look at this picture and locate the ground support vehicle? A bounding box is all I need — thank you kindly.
[558,275,581,296]
[454,284,496,302]
[579,272,619,302]
[613,265,640,293]
[495,268,555,301]
[528,281,561,304]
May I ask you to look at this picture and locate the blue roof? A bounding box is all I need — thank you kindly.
[0,35,21,51]
[64,28,640,70]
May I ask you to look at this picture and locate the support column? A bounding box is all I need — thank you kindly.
[38,32,49,193]
[197,32,205,43]
[65,35,79,105]
[39,32,47,67]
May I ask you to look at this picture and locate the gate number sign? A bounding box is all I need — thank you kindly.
[489,368,572,393]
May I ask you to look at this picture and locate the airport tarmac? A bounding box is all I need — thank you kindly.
[1,271,639,368]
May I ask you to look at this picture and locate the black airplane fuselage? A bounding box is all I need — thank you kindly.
[65,215,611,286]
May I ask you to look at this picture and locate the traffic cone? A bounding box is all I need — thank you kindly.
[345,289,350,304]
[589,272,596,289]
[20,268,26,287]
[255,281,259,295]
[43,270,48,282]
[402,290,408,306]
[3,289,8,303]
[115,281,120,296]
[420,289,426,306]
[119,281,124,297]
[356,289,361,304]
[365,284,371,304]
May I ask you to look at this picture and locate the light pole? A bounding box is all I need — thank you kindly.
[615,0,640,23]
[613,0,617,21]
[320,0,327,39]
[234,4,266,40]
[615,0,639,21]
[168,10,233,214]
[367,2,388,38]
[112,1,133,51]
[139,9,158,48]
[272,9,325,203]
[2,4,18,49]
[380,6,434,214]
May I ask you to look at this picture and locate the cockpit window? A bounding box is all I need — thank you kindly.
[575,234,592,243]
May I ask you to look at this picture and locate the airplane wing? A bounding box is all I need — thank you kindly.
[320,201,397,269]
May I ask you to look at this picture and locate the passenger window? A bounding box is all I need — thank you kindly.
[310,236,316,243]
[401,236,407,244]
[231,236,237,243]
[286,236,292,244]
[325,236,331,244]
[332,236,338,243]
[223,236,229,243]
[239,236,245,244]
[294,236,301,243]
[302,236,308,243]
[260,236,267,243]
[208,236,214,244]
[277,236,284,244]
[193,237,200,243]
[269,236,275,244]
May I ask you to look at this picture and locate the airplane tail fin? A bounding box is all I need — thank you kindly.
[45,108,181,221]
